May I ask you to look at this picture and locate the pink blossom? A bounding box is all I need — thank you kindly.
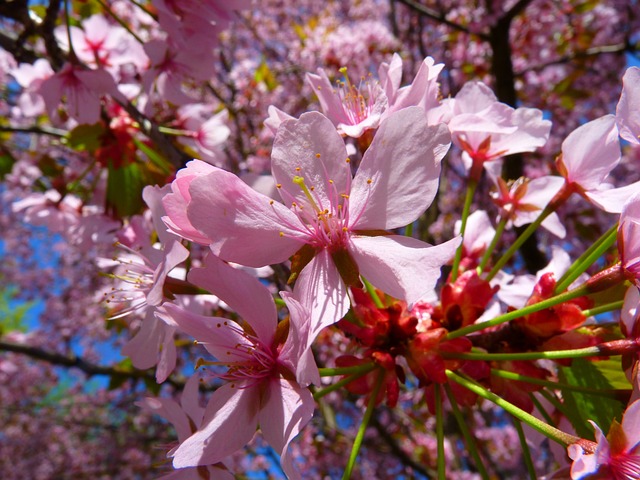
[9,59,54,117]
[139,375,234,480]
[38,63,125,124]
[106,185,189,382]
[619,192,640,286]
[306,66,388,138]
[382,54,444,117]
[568,399,640,479]
[162,159,217,244]
[617,67,640,145]
[179,108,460,336]
[438,81,551,180]
[157,255,316,478]
[490,175,566,237]
[557,115,640,213]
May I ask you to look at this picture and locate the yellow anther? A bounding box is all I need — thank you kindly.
[276,183,282,188]
[367,179,372,184]
[346,158,351,163]
[279,232,284,237]
[315,153,321,158]
[269,200,274,205]
[295,167,301,172]
[310,186,315,191]
[329,179,334,184]
[342,227,348,232]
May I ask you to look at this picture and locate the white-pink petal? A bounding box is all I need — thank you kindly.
[187,168,304,267]
[187,254,277,345]
[349,108,450,230]
[271,112,350,210]
[172,384,260,468]
[349,234,460,306]
[617,67,640,145]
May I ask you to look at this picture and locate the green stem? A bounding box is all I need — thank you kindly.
[478,215,508,274]
[434,385,446,480]
[318,363,376,377]
[442,344,605,361]
[554,223,618,294]
[582,300,625,318]
[446,370,580,446]
[342,369,385,480]
[156,126,195,137]
[405,222,414,238]
[514,419,537,480]
[485,204,554,282]
[490,368,628,399]
[313,369,373,401]
[445,284,591,340]
[451,179,478,282]
[444,384,490,480]
[362,277,384,308]
[529,393,555,426]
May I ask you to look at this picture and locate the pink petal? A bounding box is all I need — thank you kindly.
[188,254,277,345]
[158,304,252,363]
[349,108,450,230]
[294,249,350,340]
[621,286,639,338]
[305,69,350,126]
[389,56,443,114]
[378,53,403,103]
[187,168,304,267]
[617,67,640,145]
[271,112,350,210]
[156,322,178,383]
[138,396,192,442]
[172,384,260,468]
[279,291,320,386]
[349,234,460,306]
[621,398,640,449]
[147,240,189,307]
[584,180,640,213]
[163,160,217,245]
[259,378,315,480]
[122,312,163,370]
[561,115,621,190]
[180,374,205,431]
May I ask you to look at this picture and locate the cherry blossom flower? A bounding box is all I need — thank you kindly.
[568,398,640,479]
[616,66,640,145]
[9,59,54,117]
[139,375,234,480]
[306,66,388,138]
[619,192,640,285]
[556,114,640,213]
[178,108,460,338]
[105,185,189,382]
[491,175,566,237]
[38,63,125,124]
[157,254,316,478]
[435,81,551,181]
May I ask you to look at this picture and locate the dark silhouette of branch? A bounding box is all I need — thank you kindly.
[395,0,490,40]
[515,43,628,75]
[370,414,437,478]
[0,339,185,389]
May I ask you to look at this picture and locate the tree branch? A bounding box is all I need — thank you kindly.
[0,339,185,389]
[395,0,490,40]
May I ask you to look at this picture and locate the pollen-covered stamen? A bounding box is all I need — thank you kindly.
[196,321,279,389]
[336,67,380,126]
[103,242,158,318]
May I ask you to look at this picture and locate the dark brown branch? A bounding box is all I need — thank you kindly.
[370,414,437,478]
[0,339,185,389]
[515,43,628,76]
[395,0,490,40]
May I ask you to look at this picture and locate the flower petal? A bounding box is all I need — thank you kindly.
[187,168,304,267]
[172,384,259,468]
[188,254,277,345]
[271,112,350,210]
[259,378,315,480]
[349,234,460,305]
[349,108,450,230]
[157,304,252,363]
[294,249,350,340]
